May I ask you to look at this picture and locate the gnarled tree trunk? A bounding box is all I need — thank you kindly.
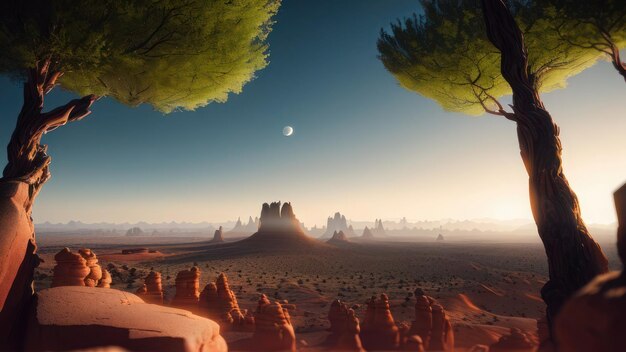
[481,0,609,331]
[0,60,95,349]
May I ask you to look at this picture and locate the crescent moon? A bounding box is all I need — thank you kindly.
[283,126,294,137]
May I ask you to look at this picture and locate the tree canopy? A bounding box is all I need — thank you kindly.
[540,0,626,79]
[377,0,604,117]
[0,0,280,113]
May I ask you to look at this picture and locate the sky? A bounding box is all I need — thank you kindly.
[0,0,624,227]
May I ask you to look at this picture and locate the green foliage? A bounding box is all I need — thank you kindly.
[0,0,280,113]
[377,0,602,116]
[539,0,626,63]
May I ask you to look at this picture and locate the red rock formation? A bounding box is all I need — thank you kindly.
[402,334,425,352]
[211,226,225,243]
[360,294,400,350]
[78,248,103,287]
[327,230,350,244]
[136,271,163,304]
[554,183,626,352]
[98,269,112,288]
[409,292,433,348]
[430,300,454,351]
[171,266,201,311]
[24,286,227,351]
[251,294,296,351]
[51,248,91,287]
[199,273,248,330]
[326,300,365,351]
[0,181,40,348]
[490,328,535,351]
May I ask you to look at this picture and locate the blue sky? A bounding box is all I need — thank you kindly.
[0,0,624,226]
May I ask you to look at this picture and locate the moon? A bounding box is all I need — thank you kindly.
[282,126,294,137]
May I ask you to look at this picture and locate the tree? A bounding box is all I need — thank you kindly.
[0,0,280,346]
[378,0,608,328]
[543,0,626,81]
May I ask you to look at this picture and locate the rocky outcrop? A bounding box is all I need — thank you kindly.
[172,267,201,311]
[322,212,355,238]
[0,181,40,348]
[373,219,387,236]
[430,300,454,351]
[360,294,400,350]
[362,226,374,238]
[24,286,227,351]
[199,273,249,331]
[98,270,112,288]
[490,328,535,351]
[326,300,365,351]
[257,201,303,234]
[407,289,453,351]
[251,294,296,351]
[436,234,445,241]
[136,271,163,304]
[125,227,144,236]
[554,183,626,352]
[409,291,433,348]
[78,248,103,287]
[245,216,259,232]
[211,226,224,243]
[51,248,91,287]
[327,230,350,244]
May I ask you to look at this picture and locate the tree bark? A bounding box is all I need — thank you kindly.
[481,0,609,329]
[609,43,626,83]
[0,60,95,348]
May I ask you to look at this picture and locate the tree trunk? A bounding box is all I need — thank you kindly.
[481,0,609,329]
[609,43,626,83]
[0,60,95,348]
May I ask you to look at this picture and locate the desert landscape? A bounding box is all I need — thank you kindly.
[30,202,621,351]
[1,0,625,351]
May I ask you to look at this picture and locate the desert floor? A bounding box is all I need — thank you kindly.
[34,233,620,351]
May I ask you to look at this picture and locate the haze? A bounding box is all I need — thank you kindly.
[0,0,624,227]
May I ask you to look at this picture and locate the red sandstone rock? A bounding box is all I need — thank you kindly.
[98,269,112,288]
[52,248,90,287]
[326,300,365,351]
[78,248,103,287]
[211,226,224,243]
[360,294,400,350]
[0,181,40,348]
[251,294,296,351]
[24,286,227,351]
[409,292,434,348]
[172,267,201,311]
[199,273,248,330]
[136,271,163,304]
[490,328,535,351]
[402,334,425,352]
[430,301,454,351]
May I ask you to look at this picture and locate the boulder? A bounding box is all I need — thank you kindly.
[490,328,534,351]
[51,248,90,287]
[24,286,227,352]
[251,294,296,351]
[360,294,400,350]
[78,248,103,287]
[98,270,112,288]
